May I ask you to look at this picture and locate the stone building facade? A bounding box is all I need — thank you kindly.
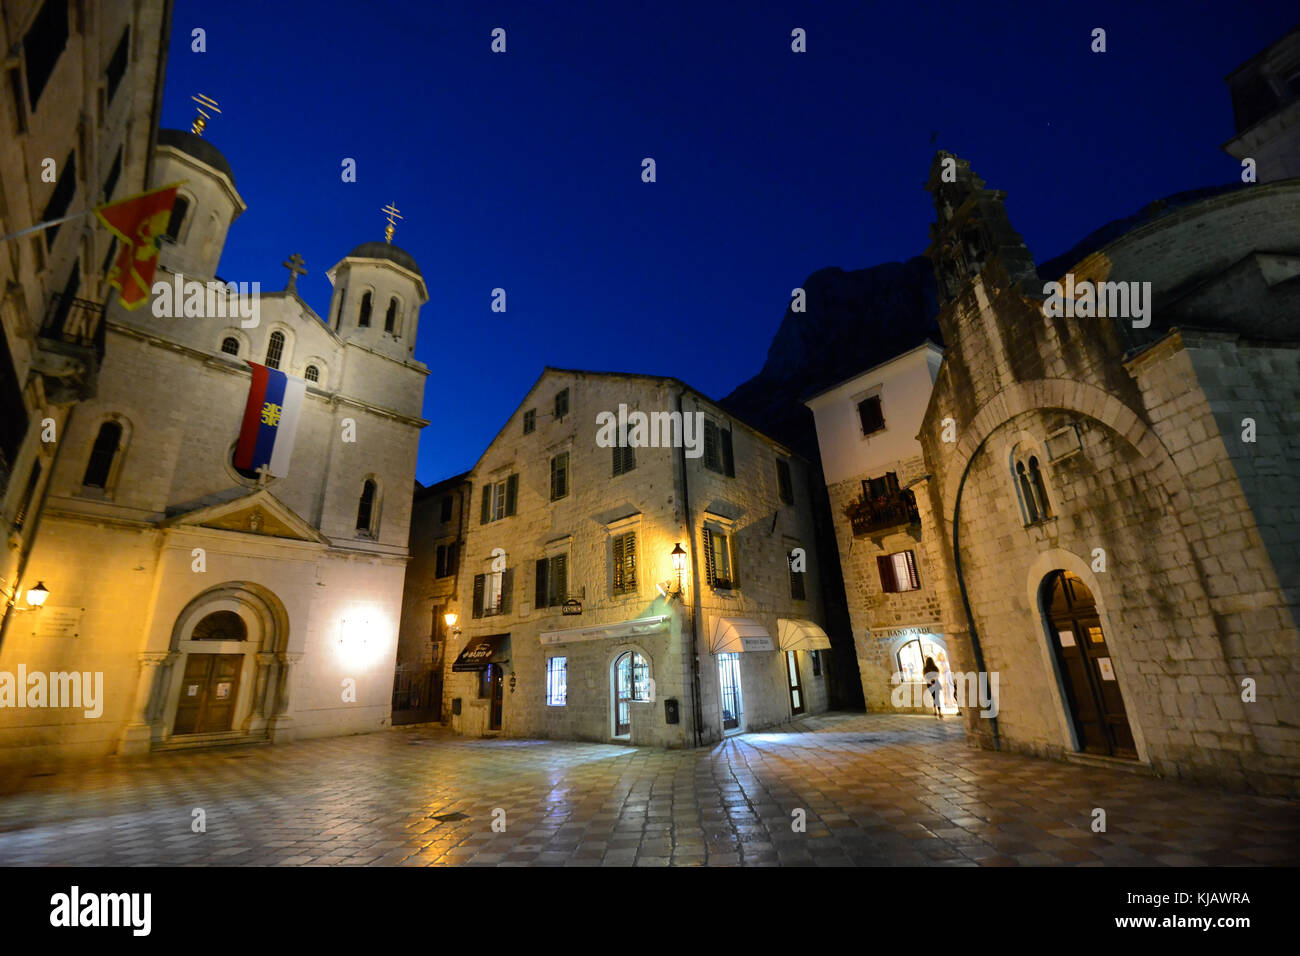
[0,115,429,760]
[1222,24,1300,184]
[911,147,1300,794]
[433,368,831,747]
[805,343,954,715]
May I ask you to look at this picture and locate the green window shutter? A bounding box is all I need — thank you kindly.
[704,421,720,472]
[702,528,716,586]
[472,574,485,618]
[535,558,549,608]
[505,474,519,516]
[721,428,735,477]
[480,485,491,524]
[550,456,558,500]
[500,567,513,614]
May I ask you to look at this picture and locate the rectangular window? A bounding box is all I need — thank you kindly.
[811,650,822,677]
[23,0,69,112]
[612,531,638,594]
[702,528,737,590]
[473,568,512,618]
[42,149,76,249]
[522,408,536,434]
[479,474,518,524]
[857,395,885,436]
[546,657,567,706]
[435,543,457,579]
[439,494,453,523]
[776,458,793,504]
[555,388,569,419]
[703,420,735,476]
[612,443,636,476]
[877,550,920,593]
[550,451,569,501]
[534,554,568,608]
[105,25,129,105]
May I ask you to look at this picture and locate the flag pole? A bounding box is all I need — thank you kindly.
[0,209,96,245]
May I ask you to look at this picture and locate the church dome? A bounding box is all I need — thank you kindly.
[346,241,422,277]
[157,128,236,183]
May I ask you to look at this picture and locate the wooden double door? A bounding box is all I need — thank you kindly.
[1043,571,1136,759]
[173,653,243,735]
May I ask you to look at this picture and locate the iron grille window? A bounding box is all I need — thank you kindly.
[522,409,536,434]
[546,657,567,706]
[82,421,122,488]
[304,364,319,382]
[356,479,377,532]
[555,388,569,419]
[550,452,569,500]
[41,150,76,249]
[265,330,285,369]
[702,528,737,589]
[857,395,885,435]
[612,443,635,476]
[105,26,129,105]
[479,475,518,524]
[776,458,793,504]
[220,337,239,355]
[23,0,69,112]
[703,420,735,476]
[535,554,568,608]
[612,531,637,594]
[877,550,920,593]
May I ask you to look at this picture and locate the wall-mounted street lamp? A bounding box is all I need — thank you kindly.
[444,611,461,637]
[3,581,49,612]
[658,542,687,599]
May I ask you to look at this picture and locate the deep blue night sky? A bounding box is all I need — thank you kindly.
[157,1,1296,485]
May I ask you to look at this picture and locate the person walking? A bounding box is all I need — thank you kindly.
[923,655,943,718]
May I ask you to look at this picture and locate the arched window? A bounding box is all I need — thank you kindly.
[304,364,319,383]
[1029,456,1052,519]
[82,421,123,488]
[356,478,377,533]
[192,611,247,641]
[613,651,650,736]
[385,297,398,334]
[165,195,190,242]
[359,291,372,328]
[220,336,239,355]
[1016,460,1039,523]
[265,330,285,369]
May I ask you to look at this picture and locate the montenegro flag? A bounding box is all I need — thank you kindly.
[94,182,184,310]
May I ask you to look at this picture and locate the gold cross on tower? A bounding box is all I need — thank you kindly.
[382,203,402,243]
[190,94,221,137]
[281,253,307,293]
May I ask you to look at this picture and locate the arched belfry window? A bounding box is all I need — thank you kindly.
[83,421,123,489]
[265,330,285,369]
[359,291,372,328]
[1013,445,1053,525]
[356,478,378,534]
[165,195,190,242]
[385,297,398,334]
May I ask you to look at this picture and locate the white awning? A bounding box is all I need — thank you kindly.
[777,618,832,651]
[539,614,670,646]
[709,616,775,653]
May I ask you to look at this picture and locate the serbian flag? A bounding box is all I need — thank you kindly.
[94,182,184,310]
[234,363,306,478]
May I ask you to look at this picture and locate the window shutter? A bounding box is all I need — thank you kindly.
[535,558,549,608]
[729,535,740,588]
[624,531,636,587]
[480,485,491,524]
[505,474,519,515]
[553,554,567,603]
[448,542,459,577]
[877,555,897,593]
[904,550,920,589]
[472,574,485,618]
[436,545,446,578]
[550,456,558,500]
[721,429,735,477]
[702,528,716,586]
[704,420,720,471]
[500,567,513,614]
[612,534,624,591]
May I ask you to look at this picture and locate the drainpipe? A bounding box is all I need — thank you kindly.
[675,388,705,747]
[949,467,1001,749]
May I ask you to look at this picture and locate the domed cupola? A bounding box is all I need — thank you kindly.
[326,204,428,361]
[151,96,246,280]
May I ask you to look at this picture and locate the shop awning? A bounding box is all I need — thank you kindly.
[709,616,775,653]
[539,614,670,646]
[777,618,832,651]
[451,633,510,672]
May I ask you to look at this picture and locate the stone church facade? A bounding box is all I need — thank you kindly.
[0,121,428,760]
[912,149,1300,795]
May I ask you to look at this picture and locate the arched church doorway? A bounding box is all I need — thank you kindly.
[1041,570,1136,758]
[173,611,247,734]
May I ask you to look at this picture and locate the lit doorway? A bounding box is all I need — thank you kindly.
[786,651,804,716]
[613,651,649,738]
[717,653,743,733]
[896,636,959,715]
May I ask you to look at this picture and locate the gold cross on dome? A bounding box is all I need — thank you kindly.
[382,203,402,243]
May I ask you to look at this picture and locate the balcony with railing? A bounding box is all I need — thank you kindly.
[845,473,921,537]
[34,292,106,402]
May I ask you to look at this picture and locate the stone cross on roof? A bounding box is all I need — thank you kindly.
[281,253,307,293]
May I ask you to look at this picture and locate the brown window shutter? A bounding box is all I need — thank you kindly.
[904,550,919,589]
[535,558,549,608]
[728,535,740,588]
[553,555,567,603]
[472,574,485,618]
[550,456,558,500]
[702,528,716,586]
[877,555,896,593]
[505,474,519,515]
[612,534,624,590]
[625,531,636,587]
